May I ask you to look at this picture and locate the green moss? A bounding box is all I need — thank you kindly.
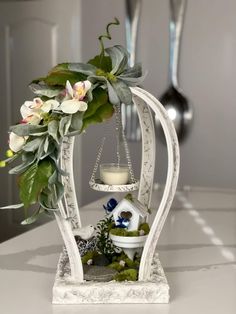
[138,223,150,235]
[113,269,138,282]
[108,261,125,272]
[81,251,98,264]
[124,257,139,269]
[110,228,139,237]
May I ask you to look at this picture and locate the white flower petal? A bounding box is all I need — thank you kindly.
[41,99,60,112]
[83,80,92,92]
[47,99,60,109]
[23,113,42,125]
[60,99,81,114]
[73,81,84,90]
[20,101,34,118]
[78,101,88,112]
[33,98,44,108]
[29,114,42,125]
[9,132,26,152]
[41,102,51,113]
[73,81,91,101]
[66,80,74,98]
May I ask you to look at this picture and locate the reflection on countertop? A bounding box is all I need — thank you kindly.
[0,186,235,314]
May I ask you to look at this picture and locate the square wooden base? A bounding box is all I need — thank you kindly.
[52,252,169,304]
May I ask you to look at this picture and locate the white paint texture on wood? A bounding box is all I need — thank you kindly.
[54,87,180,302]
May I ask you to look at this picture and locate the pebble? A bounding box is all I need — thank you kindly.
[83,265,117,282]
[93,254,110,266]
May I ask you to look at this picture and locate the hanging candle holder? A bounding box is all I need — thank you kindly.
[89,103,139,192]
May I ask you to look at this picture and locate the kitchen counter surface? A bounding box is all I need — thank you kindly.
[0,186,235,313]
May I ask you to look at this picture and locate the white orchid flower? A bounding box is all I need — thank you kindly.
[9,132,28,152]
[73,80,91,100]
[66,80,91,100]
[60,99,88,114]
[20,98,60,125]
[60,80,91,114]
[20,98,44,119]
[41,99,60,113]
[66,80,74,98]
[22,113,42,125]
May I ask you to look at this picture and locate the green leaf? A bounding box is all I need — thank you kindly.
[19,159,54,208]
[88,55,112,72]
[10,124,47,137]
[82,87,114,130]
[54,181,64,203]
[23,137,44,152]
[82,102,114,130]
[120,63,142,78]
[36,137,46,161]
[21,207,45,225]
[39,187,55,210]
[30,77,45,84]
[48,63,70,73]
[44,136,49,153]
[118,63,146,87]
[44,71,86,87]
[48,120,59,143]
[83,88,108,119]
[29,83,62,98]
[38,63,87,86]
[68,63,96,76]
[111,79,132,105]
[105,45,129,75]
[87,75,120,106]
[9,153,36,175]
[40,137,58,160]
[70,112,83,132]
[48,170,57,185]
[106,80,120,105]
[39,181,64,210]
[59,115,72,137]
[0,203,24,209]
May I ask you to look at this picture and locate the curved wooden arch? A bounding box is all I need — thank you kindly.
[132,87,180,281]
[55,87,180,283]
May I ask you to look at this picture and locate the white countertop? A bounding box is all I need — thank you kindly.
[0,187,235,313]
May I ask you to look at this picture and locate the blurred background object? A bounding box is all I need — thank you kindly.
[156,0,193,143]
[123,0,142,141]
[0,0,82,241]
[0,0,236,242]
[80,0,236,205]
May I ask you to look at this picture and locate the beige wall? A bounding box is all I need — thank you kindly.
[80,0,236,205]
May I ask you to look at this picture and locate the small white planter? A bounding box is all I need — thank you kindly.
[110,233,147,260]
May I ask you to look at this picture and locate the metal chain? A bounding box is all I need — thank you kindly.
[114,104,121,166]
[90,137,106,182]
[114,104,135,183]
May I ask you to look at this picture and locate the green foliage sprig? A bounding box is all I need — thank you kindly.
[96,216,116,260]
[0,19,145,225]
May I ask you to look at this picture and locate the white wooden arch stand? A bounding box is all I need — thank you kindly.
[53,87,180,304]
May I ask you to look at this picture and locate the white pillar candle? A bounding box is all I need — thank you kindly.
[100,163,130,185]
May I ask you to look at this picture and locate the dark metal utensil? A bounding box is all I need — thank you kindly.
[156,0,193,143]
[123,0,142,141]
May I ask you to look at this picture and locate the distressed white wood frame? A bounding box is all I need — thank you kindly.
[53,87,180,303]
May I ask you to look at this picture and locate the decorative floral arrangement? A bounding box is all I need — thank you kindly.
[0,19,144,224]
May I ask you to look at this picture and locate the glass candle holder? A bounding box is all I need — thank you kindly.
[100,163,130,185]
